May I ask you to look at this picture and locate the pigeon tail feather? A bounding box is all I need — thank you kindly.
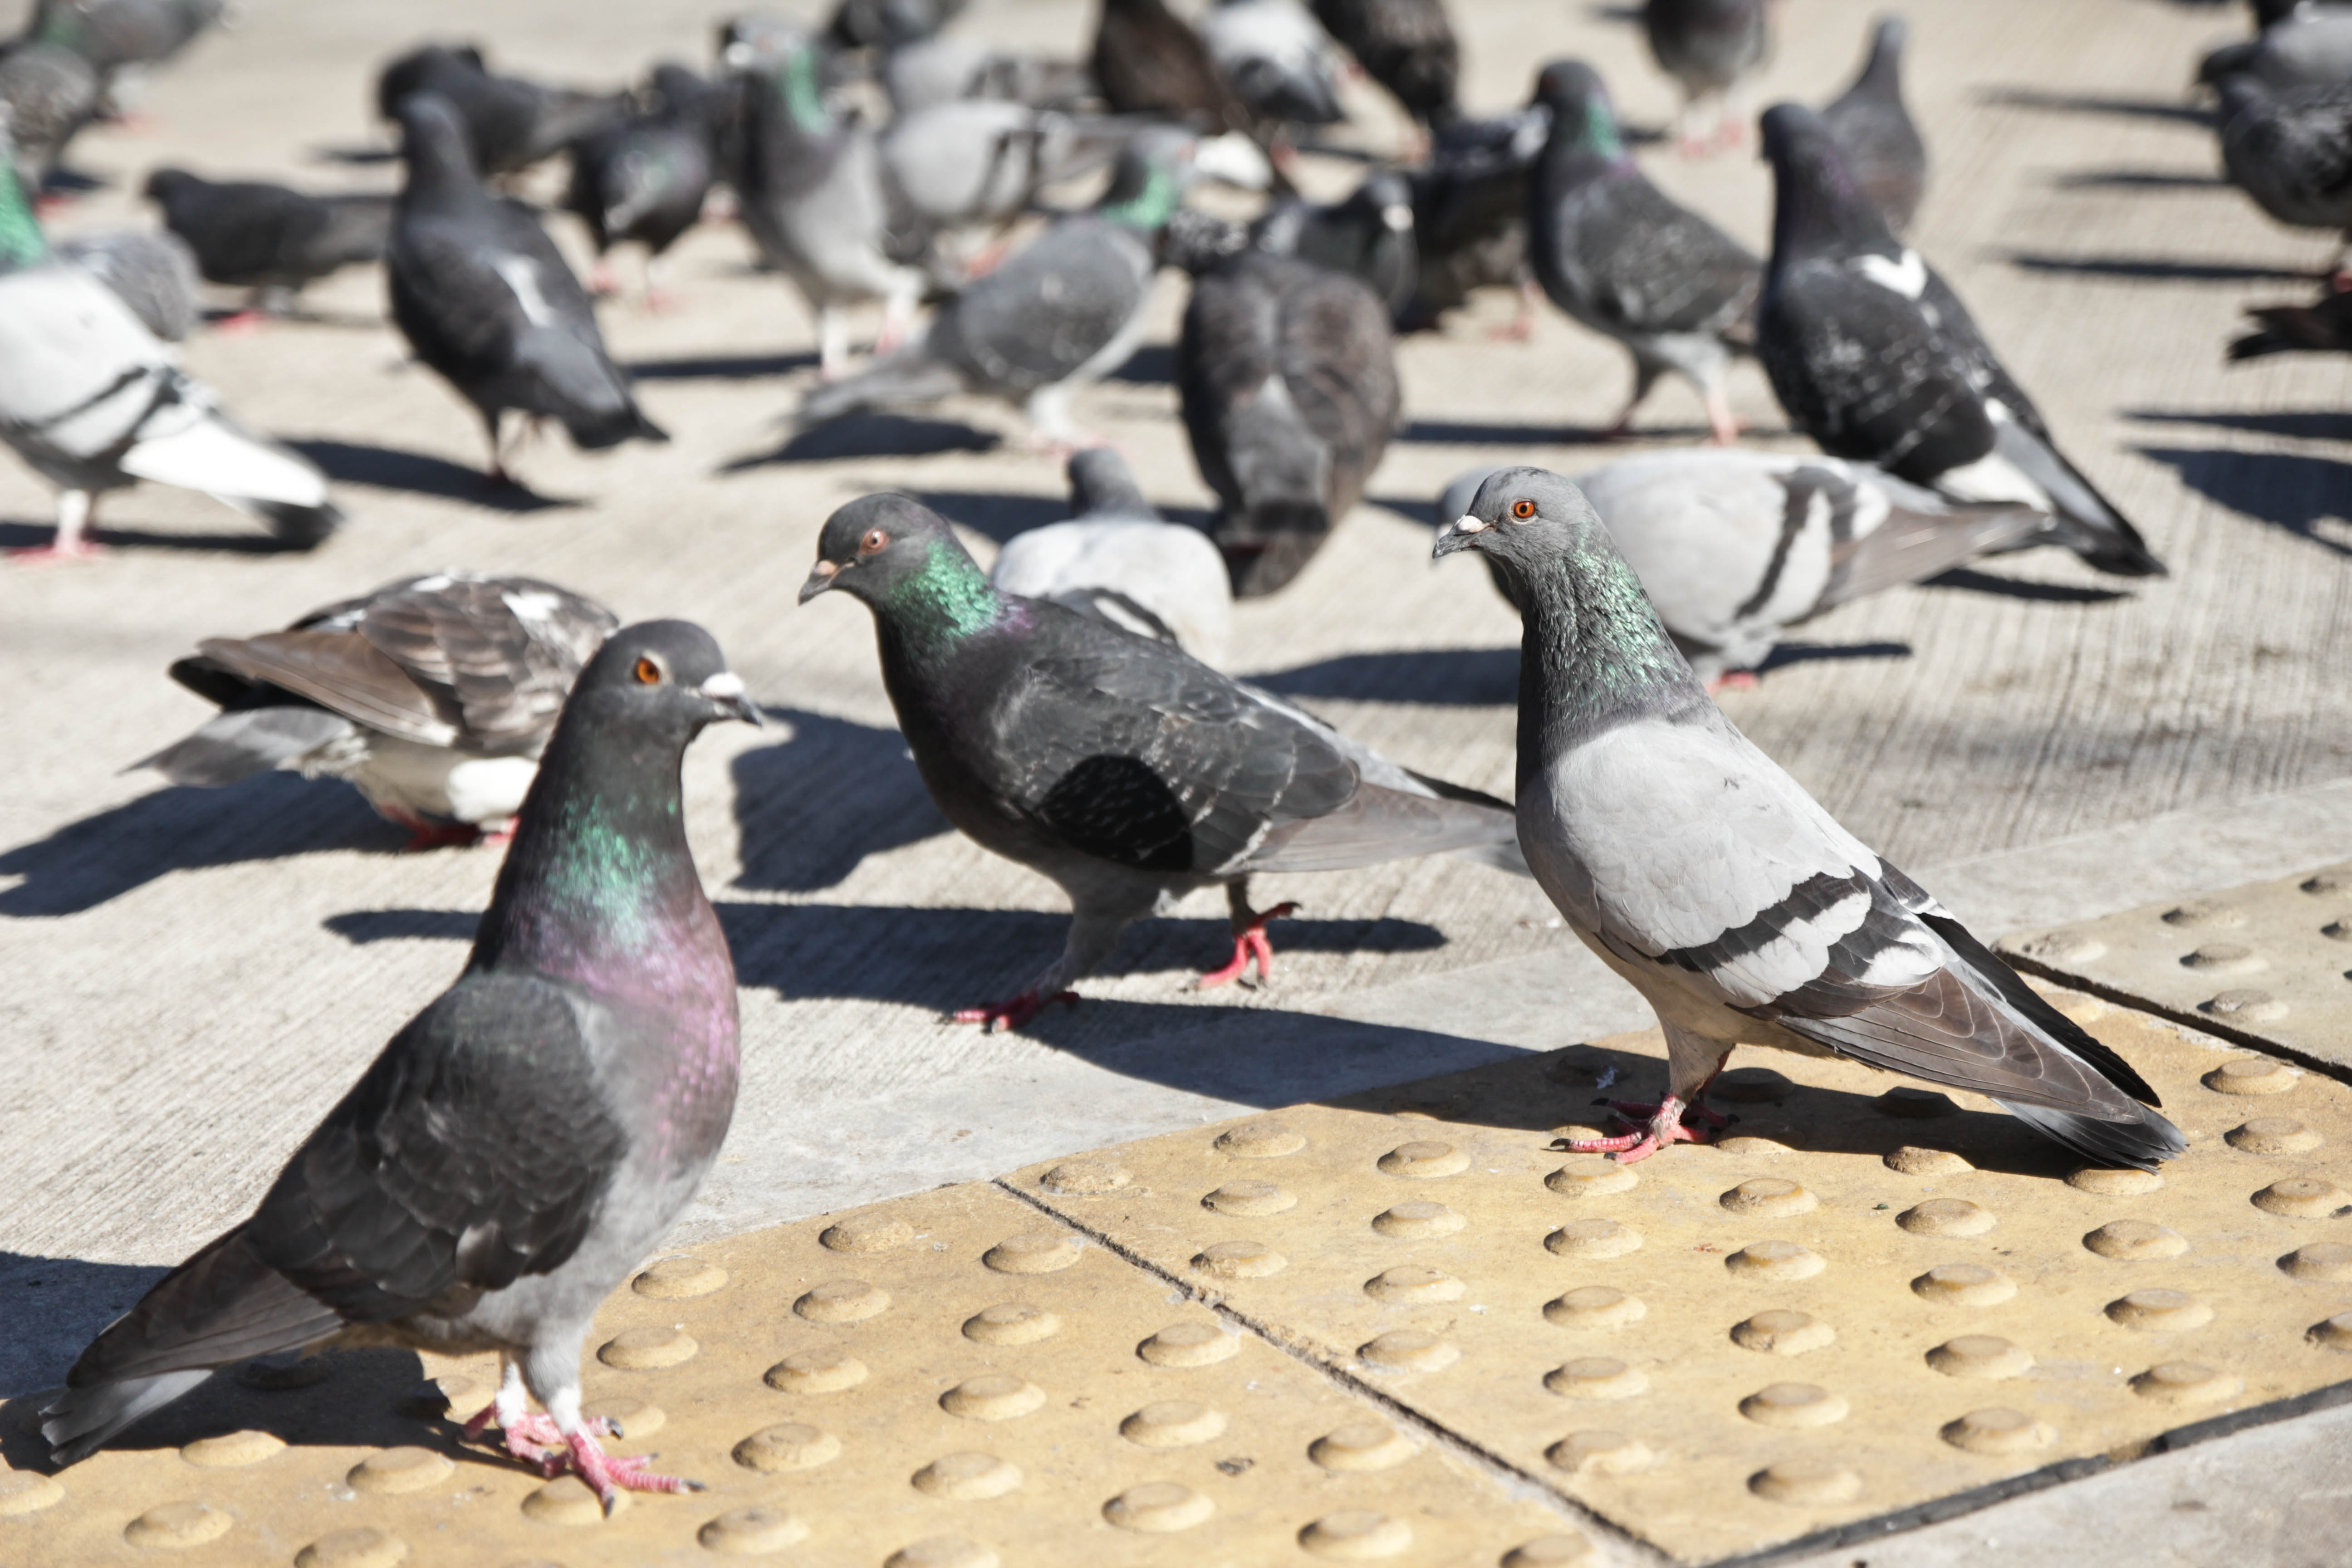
[250,498,346,549]
[1984,420,2166,578]
[136,705,355,786]
[562,401,668,451]
[1998,1098,2187,1174]
[796,350,966,430]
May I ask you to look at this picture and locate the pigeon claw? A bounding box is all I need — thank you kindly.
[1561,1094,1715,1163]
[562,1429,702,1514]
[951,989,1078,1031]
[1194,901,1300,990]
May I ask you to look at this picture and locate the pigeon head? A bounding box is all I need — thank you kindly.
[142,167,200,205]
[1098,127,1195,230]
[648,62,710,117]
[1759,102,1892,262]
[803,495,1003,635]
[1068,449,1156,520]
[392,91,481,187]
[562,620,764,738]
[1433,466,1608,579]
[1533,60,1626,161]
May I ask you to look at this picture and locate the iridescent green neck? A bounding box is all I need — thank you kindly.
[1517,539,1698,779]
[1573,95,1625,162]
[886,539,1004,642]
[1099,164,1178,230]
[780,45,830,134]
[0,158,48,271]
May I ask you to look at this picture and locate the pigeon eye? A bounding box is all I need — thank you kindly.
[859,528,889,554]
[1510,499,1538,521]
[632,656,663,685]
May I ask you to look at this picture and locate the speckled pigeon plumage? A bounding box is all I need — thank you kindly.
[1434,466,2186,1171]
[2210,72,2352,279]
[387,93,666,481]
[1820,15,1925,235]
[1756,104,2165,578]
[1528,60,1760,444]
[144,168,392,313]
[139,572,620,848]
[375,43,630,176]
[801,495,1521,1027]
[1311,0,1459,129]
[46,621,759,1511]
[0,41,99,196]
[59,224,197,339]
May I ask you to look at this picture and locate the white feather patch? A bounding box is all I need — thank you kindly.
[1704,883,1874,1007]
[118,411,329,507]
[493,256,556,328]
[1932,449,2051,509]
[1856,249,1927,300]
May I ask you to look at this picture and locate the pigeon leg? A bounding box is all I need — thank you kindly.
[818,307,851,382]
[1602,362,1663,440]
[642,254,676,314]
[955,905,1140,1029]
[1487,279,1542,343]
[216,296,271,334]
[1558,1095,1710,1162]
[483,411,519,487]
[562,1428,705,1512]
[1194,882,1300,990]
[1702,382,1743,446]
[586,255,620,297]
[1022,384,1104,454]
[873,273,922,357]
[10,490,103,563]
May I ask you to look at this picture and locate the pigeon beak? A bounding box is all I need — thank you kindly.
[698,670,764,726]
[1431,514,1488,559]
[798,559,841,604]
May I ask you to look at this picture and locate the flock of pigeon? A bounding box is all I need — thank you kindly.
[11,0,2303,1520]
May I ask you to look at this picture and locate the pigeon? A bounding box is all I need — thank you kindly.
[1179,244,1402,596]
[0,40,98,198]
[1400,97,1548,330]
[0,138,343,560]
[1254,166,1417,317]
[798,129,1260,448]
[143,168,393,319]
[564,64,716,309]
[1442,451,2047,689]
[375,44,631,178]
[1819,15,1925,236]
[1756,105,2165,578]
[1642,0,1768,154]
[2229,279,2352,355]
[28,0,222,118]
[1203,0,1348,131]
[720,23,927,377]
[1433,466,2187,1171]
[2200,3,2352,92]
[1311,0,1460,133]
[989,448,1235,666]
[138,572,620,849]
[44,621,760,1509]
[827,0,968,51]
[2209,73,2352,284]
[387,93,666,484]
[881,34,1092,115]
[1527,60,1760,445]
[58,224,197,340]
[877,98,1130,252]
[800,494,1521,1026]
[1091,0,1255,134]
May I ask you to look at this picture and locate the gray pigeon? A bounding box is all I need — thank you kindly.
[1820,15,1925,236]
[880,34,1092,115]
[139,573,619,849]
[29,0,222,110]
[2210,72,2352,285]
[143,168,392,319]
[798,129,1254,448]
[58,224,198,340]
[387,93,666,484]
[989,448,1235,665]
[1642,0,1767,154]
[722,22,926,376]
[1254,166,1418,317]
[1441,451,2046,689]
[1527,59,1760,444]
[0,135,341,559]
[0,41,98,198]
[1202,0,1348,130]
[1756,104,2165,577]
[2201,2,2352,92]
[877,98,1131,253]
[1434,466,2187,1171]
[44,621,760,1509]
[801,494,1521,1027]
[1180,243,1402,596]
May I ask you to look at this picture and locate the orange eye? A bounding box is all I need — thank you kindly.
[1511,499,1538,520]
[632,656,662,685]
[859,528,889,554]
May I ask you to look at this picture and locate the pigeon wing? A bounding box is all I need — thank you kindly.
[1563,175,1759,338]
[358,576,618,753]
[195,629,458,745]
[932,218,1152,394]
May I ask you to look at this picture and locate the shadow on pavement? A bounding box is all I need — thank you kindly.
[729,709,950,892]
[0,774,395,918]
[1104,344,1174,385]
[1754,639,1912,675]
[727,415,1000,467]
[1975,87,2210,126]
[1243,647,1518,706]
[623,350,818,381]
[2003,253,2313,284]
[290,440,572,513]
[916,489,1067,544]
[2050,168,2229,191]
[2136,445,2352,554]
[0,521,299,554]
[326,908,479,944]
[1921,566,2134,603]
[2129,407,2352,442]
[1397,417,1610,445]
[0,1252,168,1403]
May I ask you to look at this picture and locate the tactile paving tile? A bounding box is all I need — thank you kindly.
[1998,863,2352,1069]
[1005,987,2352,1563]
[0,1184,1580,1568]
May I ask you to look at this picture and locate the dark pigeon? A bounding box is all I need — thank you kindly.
[139,572,619,849]
[2201,3,2352,93]
[1179,245,1401,596]
[2230,280,2352,356]
[376,43,630,177]
[1527,59,1760,444]
[564,64,716,308]
[1091,0,1255,134]
[2210,73,2352,285]
[1253,166,1418,317]
[1756,104,2164,578]
[1642,0,1767,153]
[826,0,968,51]
[1820,15,1925,235]
[387,93,666,484]
[59,224,197,339]
[143,168,392,316]
[1400,94,1548,330]
[800,495,1522,1027]
[44,621,761,1508]
[1434,466,2186,1171]
[1311,0,1460,131]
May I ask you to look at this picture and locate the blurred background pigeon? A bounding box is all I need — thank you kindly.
[144,167,392,322]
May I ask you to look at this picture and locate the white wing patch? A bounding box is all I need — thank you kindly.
[1932,448,2051,509]
[1856,249,1927,300]
[492,256,556,328]
[502,588,562,622]
[1703,880,1875,1008]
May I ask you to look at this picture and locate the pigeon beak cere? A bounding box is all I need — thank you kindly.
[1431,514,1490,558]
[698,670,764,726]
[799,559,842,604]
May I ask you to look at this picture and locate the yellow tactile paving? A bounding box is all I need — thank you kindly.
[2002,863,2352,1068]
[0,1184,1579,1568]
[1006,986,2352,1563]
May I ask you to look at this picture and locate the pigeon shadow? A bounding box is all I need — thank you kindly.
[2002,253,2313,285]
[1242,647,1519,706]
[0,774,400,918]
[309,142,401,165]
[1919,567,2134,604]
[2128,407,2352,443]
[728,415,1001,467]
[1104,344,1175,385]
[2135,445,2352,555]
[914,489,1069,544]
[730,709,950,892]
[1398,417,1610,445]
[324,907,481,944]
[0,1253,170,1402]
[1753,639,1913,675]
[289,440,572,513]
[1974,87,2211,126]
[0,521,301,554]
[622,350,818,381]
[2050,168,2230,191]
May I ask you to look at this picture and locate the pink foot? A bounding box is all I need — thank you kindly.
[1193,900,1299,990]
[565,1429,704,1514]
[1487,315,1535,343]
[1706,671,1760,696]
[214,310,270,334]
[6,539,105,564]
[952,989,1078,1031]
[477,823,515,848]
[643,289,678,314]
[1598,1096,1730,1130]
[586,260,619,297]
[1558,1094,1715,1164]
